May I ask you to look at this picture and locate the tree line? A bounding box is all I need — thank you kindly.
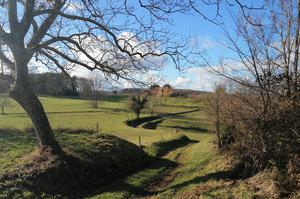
[0,72,105,97]
[0,73,107,114]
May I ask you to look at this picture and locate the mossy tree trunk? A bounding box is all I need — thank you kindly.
[9,47,61,154]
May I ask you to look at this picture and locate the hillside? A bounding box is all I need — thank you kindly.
[0,95,282,198]
[119,88,209,97]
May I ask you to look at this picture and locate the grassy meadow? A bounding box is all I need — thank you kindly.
[0,95,210,145]
[0,95,262,198]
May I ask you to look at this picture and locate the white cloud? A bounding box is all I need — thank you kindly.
[200,37,217,49]
[185,60,249,91]
[64,1,84,13]
[70,66,92,77]
[69,58,248,91]
[67,31,166,85]
[187,66,224,91]
[173,77,192,88]
[191,36,218,49]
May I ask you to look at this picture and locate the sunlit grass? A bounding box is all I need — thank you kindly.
[0,95,208,173]
[2,95,254,199]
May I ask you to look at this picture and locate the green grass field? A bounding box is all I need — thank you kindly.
[0,95,259,198]
[0,95,209,145]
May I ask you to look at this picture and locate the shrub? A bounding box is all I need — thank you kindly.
[129,95,148,119]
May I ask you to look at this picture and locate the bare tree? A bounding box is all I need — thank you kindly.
[0,1,192,153]
[207,84,226,148]
[0,0,264,153]
[77,77,92,98]
[203,0,300,171]
[146,96,157,116]
[0,59,10,115]
[1,60,3,74]
[0,93,9,115]
[90,75,105,109]
[162,84,173,106]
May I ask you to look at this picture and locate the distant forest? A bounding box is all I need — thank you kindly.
[0,73,205,98]
[0,73,78,96]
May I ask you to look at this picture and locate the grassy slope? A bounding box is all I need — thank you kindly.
[83,97,258,198]
[0,95,257,198]
[0,96,197,145]
[0,96,205,175]
[0,131,148,199]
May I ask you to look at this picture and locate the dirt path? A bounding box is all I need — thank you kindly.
[132,144,194,199]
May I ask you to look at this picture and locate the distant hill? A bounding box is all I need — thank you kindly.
[119,88,209,97]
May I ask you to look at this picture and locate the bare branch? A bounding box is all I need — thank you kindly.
[8,0,19,33]
[39,49,71,78]
[20,0,35,35]
[27,0,65,48]
[0,45,14,70]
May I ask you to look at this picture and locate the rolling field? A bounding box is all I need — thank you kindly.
[0,95,210,145]
[0,95,212,175]
[0,95,258,198]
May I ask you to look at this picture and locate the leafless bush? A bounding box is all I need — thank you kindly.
[201,1,300,182]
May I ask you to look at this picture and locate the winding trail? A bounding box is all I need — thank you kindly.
[132,143,195,199]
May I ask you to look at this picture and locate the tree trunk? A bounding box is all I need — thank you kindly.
[10,59,61,154]
[95,92,98,108]
[216,91,221,148]
[10,88,61,153]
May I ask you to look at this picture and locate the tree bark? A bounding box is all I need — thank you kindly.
[10,89,60,151]
[10,58,61,154]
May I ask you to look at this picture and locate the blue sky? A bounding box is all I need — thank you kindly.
[66,4,238,91]
[0,0,265,91]
[158,4,238,91]
[25,1,255,91]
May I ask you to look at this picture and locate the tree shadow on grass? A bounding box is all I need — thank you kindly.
[126,116,163,128]
[102,95,128,102]
[0,136,151,198]
[160,125,209,133]
[85,157,177,198]
[142,118,165,129]
[84,140,197,198]
[126,109,200,129]
[0,128,36,143]
[160,163,250,194]
[165,105,199,109]
[7,107,130,117]
[0,128,182,198]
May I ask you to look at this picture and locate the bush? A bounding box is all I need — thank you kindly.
[219,123,235,148]
[220,95,300,175]
[128,95,148,119]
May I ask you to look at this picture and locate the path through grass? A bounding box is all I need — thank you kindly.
[0,95,257,198]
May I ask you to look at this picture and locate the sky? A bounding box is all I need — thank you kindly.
[67,2,242,92]
[148,4,239,91]
[22,1,259,92]
[159,15,225,91]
